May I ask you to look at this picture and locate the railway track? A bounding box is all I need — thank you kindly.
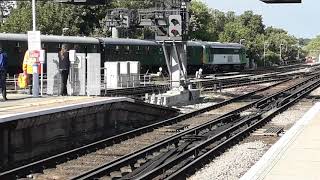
[194,69,310,91]
[105,67,313,98]
[0,76,306,179]
[71,74,320,180]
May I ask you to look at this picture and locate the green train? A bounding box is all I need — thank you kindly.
[187,41,248,73]
[0,33,248,75]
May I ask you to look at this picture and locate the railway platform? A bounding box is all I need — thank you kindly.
[241,102,320,180]
[0,94,178,170]
[0,94,133,120]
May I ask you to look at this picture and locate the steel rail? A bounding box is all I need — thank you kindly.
[72,75,318,179]
[197,71,309,90]
[165,76,320,180]
[0,78,288,179]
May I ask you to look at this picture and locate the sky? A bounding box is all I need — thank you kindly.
[203,0,318,39]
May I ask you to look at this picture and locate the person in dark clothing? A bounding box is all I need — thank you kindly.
[58,44,70,96]
[0,46,8,101]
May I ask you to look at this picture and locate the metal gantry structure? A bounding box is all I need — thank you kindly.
[105,0,190,41]
[104,0,191,88]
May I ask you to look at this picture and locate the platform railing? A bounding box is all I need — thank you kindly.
[6,74,47,92]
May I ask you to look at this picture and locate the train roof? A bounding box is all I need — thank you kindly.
[187,41,208,47]
[0,33,159,46]
[187,41,245,49]
[0,33,245,49]
[0,33,100,44]
[208,42,245,49]
[100,38,158,46]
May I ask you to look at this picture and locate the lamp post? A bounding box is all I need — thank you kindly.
[296,41,301,61]
[32,0,36,31]
[264,42,269,67]
[291,44,300,62]
[279,42,287,65]
[279,44,283,64]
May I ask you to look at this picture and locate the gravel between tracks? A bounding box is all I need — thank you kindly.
[28,99,250,179]
[188,141,268,180]
[26,80,308,179]
[187,86,320,180]
[175,82,278,114]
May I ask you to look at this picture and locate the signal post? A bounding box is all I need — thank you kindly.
[105,0,191,90]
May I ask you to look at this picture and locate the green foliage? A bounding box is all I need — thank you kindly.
[112,0,153,9]
[238,11,265,35]
[189,0,214,41]
[189,0,228,41]
[189,2,302,65]
[264,27,301,63]
[304,35,320,57]
[0,2,110,36]
[0,0,305,66]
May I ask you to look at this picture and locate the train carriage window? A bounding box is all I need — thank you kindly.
[145,46,150,54]
[124,45,130,54]
[159,48,163,55]
[114,45,120,55]
[187,48,192,57]
[210,48,215,54]
[136,46,143,55]
[212,48,241,54]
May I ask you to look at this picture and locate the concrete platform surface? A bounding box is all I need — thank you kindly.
[241,102,320,180]
[0,93,134,122]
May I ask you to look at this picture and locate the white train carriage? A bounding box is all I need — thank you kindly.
[208,42,247,71]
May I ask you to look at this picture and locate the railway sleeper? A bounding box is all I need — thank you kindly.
[120,165,133,174]
[110,171,122,179]
[123,149,178,179]
[181,135,205,141]
[165,84,320,179]
[12,78,312,180]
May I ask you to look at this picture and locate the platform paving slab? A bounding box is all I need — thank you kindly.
[0,93,134,122]
[241,102,320,180]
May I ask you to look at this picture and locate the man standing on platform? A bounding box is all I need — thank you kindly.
[58,44,70,96]
[0,45,8,101]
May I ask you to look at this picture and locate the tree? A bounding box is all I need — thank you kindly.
[112,0,153,9]
[264,27,301,64]
[0,2,111,36]
[239,11,265,35]
[304,35,320,57]
[219,11,265,63]
[0,0,305,65]
[189,0,214,41]
[225,11,236,22]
